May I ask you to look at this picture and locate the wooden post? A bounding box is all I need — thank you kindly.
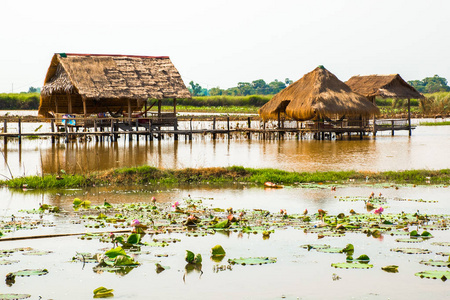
[54,95,59,113]
[407,98,411,136]
[68,94,72,114]
[189,118,193,141]
[127,99,132,125]
[372,114,377,137]
[110,119,114,142]
[18,117,22,144]
[247,117,251,139]
[3,119,7,144]
[391,120,395,136]
[227,117,230,139]
[212,117,216,140]
[82,97,87,132]
[51,119,55,143]
[144,100,148,118]
[174,98,178,141]
[94,119,98,142]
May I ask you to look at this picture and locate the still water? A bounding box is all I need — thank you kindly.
[0,124,448,177]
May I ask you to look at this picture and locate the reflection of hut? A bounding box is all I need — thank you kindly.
[345,74,424,135]
[39,53,191,122]
[258,66,379,122]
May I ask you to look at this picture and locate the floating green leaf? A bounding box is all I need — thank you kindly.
[301,244,330,251]
[331,262,373,269]
[0,294,31,300]
[127,233,141,245]
[11,269,48,276]
[391,248,431,254]
[316,247,344,254]
[381,265,399,273]
[185,250,195,264]
[228,257,277,265]
[211,245,226,257]
[93,286,114,298]
[415,270,450,281]
[420,260,450,267]
[432,242,450,247]
[105,247,127,259]
[0,260,19,265]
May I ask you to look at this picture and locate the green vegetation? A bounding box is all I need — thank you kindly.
[1,166,449,190]
[419,121,450,126]
[0,93,40,110]
[408,75,450,93]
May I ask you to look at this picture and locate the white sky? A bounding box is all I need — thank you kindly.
[1,0,449,92]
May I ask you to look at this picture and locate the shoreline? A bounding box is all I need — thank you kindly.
[1,166,449,190]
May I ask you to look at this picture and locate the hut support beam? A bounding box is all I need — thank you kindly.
[407,98,411,136]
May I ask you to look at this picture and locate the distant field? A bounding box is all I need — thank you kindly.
[0,92,448,117]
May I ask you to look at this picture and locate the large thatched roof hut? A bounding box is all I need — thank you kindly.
[39,53,191,117]
[345,74,424,103]
[258,66,379,121]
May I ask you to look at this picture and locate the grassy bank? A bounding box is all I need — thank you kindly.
[1,166,449,190]
[0,93,40,110]
[419,121,450,126]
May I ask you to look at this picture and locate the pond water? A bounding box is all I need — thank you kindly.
[0,184,449,299]
[0,111,449,299]
[0,123,449,177]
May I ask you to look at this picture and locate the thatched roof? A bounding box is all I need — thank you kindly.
[345,74,424,99]
[258,66,380,121]
[39,53,190,117]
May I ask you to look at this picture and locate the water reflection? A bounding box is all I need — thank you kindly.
[0,126,448,176]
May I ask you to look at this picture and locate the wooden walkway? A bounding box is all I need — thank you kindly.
[0,116,414,143]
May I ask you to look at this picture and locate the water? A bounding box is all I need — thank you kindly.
[0,124,448,177]
[0,185,449,299]
[0,112,449,299]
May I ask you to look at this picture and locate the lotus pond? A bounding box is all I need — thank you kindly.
[0,183,449,299]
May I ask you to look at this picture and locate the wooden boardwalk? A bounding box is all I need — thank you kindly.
[0,115,414,143]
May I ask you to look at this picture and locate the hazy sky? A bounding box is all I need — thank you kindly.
[1,0,449,93]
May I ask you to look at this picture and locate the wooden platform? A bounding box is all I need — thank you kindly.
[0,116,414,143]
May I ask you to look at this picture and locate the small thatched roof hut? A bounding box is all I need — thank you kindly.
[345,74,424,102]
[39,53,191,117]
[258,66,379,121]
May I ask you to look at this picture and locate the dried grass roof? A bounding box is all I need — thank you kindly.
[345,74,424,99]
[258,66,380,121]
[41,53,191,99]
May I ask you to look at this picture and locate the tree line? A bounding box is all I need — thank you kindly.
[408,75,449,93]
[189,78,293,96]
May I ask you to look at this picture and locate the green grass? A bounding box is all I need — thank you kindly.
[1,167,448,190]
[0,93,40,110]
[419,121,450,126]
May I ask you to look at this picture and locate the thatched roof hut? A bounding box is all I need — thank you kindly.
[258,66,379,121]
[39,53,191,117]
[345,74,424,102]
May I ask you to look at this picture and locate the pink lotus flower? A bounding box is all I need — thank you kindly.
[131,219,140,226]
[172,201,180,209]
[374,207,384,215]
[151,196,156,203]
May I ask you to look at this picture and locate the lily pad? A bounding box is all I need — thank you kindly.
[390,248,431,254]
[11,269,48,276]
[211,245,226,257]
[316,247,344,254]
[395,238,424,243]
[331,262,373,269]
[0,260,19,265]
[0,294,31,300]
[415,270,450,281]
[93,286,114,298]
[419,260,450,267]
[301,244,331,251]
[432,242,450,247]
[228,257,277,265]
[381,265,399,273]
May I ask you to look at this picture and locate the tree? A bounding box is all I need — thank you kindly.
[268,79,286,94]
[189,81,203,96]
[209,87,223,96]
[28,86,39,93]
[237,82,253,96]
[285,78,293,85]
[408,75,450,93]
[251,79,269,94]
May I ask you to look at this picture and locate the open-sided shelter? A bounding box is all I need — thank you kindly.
[345,74,423,104]
[345,74,424,135]
[39,53,191,118]
[258,66,379,121]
